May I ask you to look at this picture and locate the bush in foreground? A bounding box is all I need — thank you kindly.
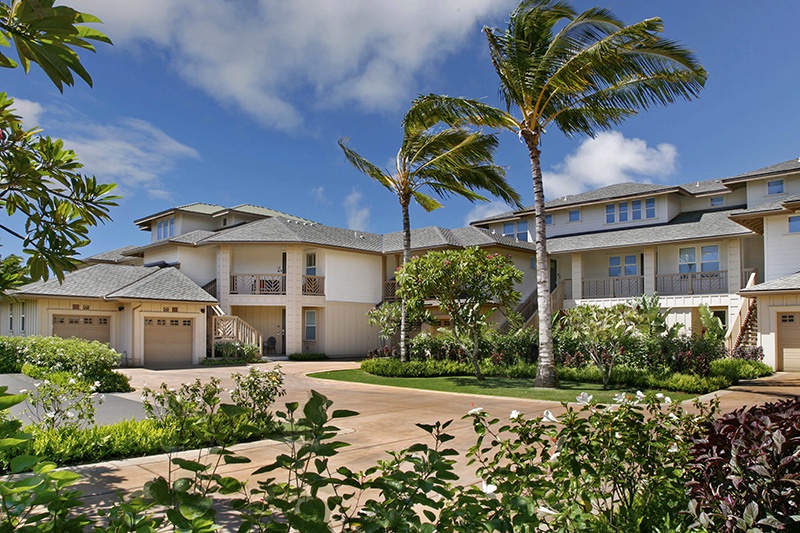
[0,335,130,392]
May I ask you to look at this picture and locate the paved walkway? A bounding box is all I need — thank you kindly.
[6,362,800,528]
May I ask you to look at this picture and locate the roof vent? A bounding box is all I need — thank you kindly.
[696,181,700,187]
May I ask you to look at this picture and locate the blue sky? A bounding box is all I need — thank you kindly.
[4,1,800,258]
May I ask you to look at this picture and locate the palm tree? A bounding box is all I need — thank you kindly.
[414,0,707,387]
[339,97,522,362]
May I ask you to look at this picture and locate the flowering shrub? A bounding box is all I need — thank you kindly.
[229,365,285,428]
[0,335,130,392]
[20,371,104,432]
[408,331,469,362]
[141,377,225,445]
[211,341,261,362]
[686,397,800,531]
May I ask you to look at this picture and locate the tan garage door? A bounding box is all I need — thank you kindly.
[777,313,800,371]
[53,315,110,343]
[144,318,193,367]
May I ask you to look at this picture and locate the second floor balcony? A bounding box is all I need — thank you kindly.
[230,273,325,296]
[573,268,757,300]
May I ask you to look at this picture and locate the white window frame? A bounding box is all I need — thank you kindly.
[645,198,656,219]
[679,247,697,273]
[710,196,724,207]
[502,220,529,241]
[609,255,638,277]
[568,209,580,223]
[701,245,720,272]
[545,214,553,225]
[305,252,317,276]
[605,204,615,224]
[304,309,317,341]
[631,199,642,220]
[789,215,800,234]
[767,179,785,196]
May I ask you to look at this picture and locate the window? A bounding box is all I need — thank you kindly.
[679,247,696,273]
[530,256,536,270]
[767,179,784,195]
[545,214,553,225]
[8,303,11,332]
[701,245,719,272]
[305,310,317,341]
[306,253,317,276]
[631,200,642,220]
[568,209,580,222]
[20,302,24,332]
[789,215,800,233]
[618,202,628,222]
[710,196,724,207]
[781,314,796,323]
[156,217,175,240]
[645,198,656,219]
[606,204,615,224]
[609,255,638,277]
[502,221,529,241]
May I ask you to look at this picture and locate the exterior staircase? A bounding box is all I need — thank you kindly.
[499,281,568,332]
[735,300,759,349]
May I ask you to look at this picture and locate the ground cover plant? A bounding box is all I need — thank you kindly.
[0,335,131,392]
[0,366,286,471]
[2,382,795,531]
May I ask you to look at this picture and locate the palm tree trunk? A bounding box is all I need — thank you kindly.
[400,199,411,363]
[523,130,559,388]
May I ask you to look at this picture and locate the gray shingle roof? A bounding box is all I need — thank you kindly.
[740,271,800,294]
[381,226,537,253]
[547,208,752,254]
[225,204,315,222]
[677,179,728,195]
[83,246,141,264]
[723,158,800,184]
[731,193,800,216]
[14,264,216,303]
[202,217,384,252]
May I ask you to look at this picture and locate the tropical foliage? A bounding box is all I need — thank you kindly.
[340,96,521,362]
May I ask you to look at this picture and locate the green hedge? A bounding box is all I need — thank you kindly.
[287,353,329,361]
[361,357,773,394]
[0,336,131,392]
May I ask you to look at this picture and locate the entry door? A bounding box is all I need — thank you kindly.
[778,313,800,371]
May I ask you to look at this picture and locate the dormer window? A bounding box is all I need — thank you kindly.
[767,179,784,195]
[710,196,724,207]
[502,220,529,241]
[156,217,175,240]
[605,198,655,224]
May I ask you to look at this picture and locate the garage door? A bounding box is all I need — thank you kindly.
[53,315,110,343]
[777,313,800,371]
[144,318,193,367]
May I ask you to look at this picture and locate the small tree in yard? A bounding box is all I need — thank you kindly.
[366,300,433,349]
[559,303,637,388]
[396,247,522,380]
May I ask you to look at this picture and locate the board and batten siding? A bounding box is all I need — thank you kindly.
[177,247,217,286]
[230,246,284,275]
[323,301,380,356]
[324,250,382,303]
[230,305,284,353]
[762,214,800,282]
[745,174,800,211]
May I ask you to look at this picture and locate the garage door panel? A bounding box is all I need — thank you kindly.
[144,317,193,367]
[53,315,110,344]
[778,313,800,372]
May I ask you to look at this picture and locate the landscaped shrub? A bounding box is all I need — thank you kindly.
[230,365,285,428]
[287,353,328,361]
[482,327,538,364]
[361,357,473,377]
[211,341,261,361]
[0,335,130,392]
[408,331,469,361]
[686,397,800,531]
[729,344,765,361]
[709,358,772,382]
[670,334,727,376]
[19,368,104,432]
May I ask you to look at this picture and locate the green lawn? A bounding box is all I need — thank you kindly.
[308,369,697,404]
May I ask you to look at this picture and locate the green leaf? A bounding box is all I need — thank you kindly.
[10,455,39,474]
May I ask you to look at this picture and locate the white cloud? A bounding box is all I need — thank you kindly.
[542,131,678,198]
[344,190,370,231]
[71,0,514,131]
[60,118,200,200]
[9,97,44,127]
[464,201,512,226]
[311,186,329,204]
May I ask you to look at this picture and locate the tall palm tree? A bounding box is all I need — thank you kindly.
[413,0,707,387]
[339,97,522,361]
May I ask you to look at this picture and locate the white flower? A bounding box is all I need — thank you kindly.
[94,381,101,389]
[468,407,484,416]
[68,378,76,385]
[668,442,679,453]
[636,390,646,400]
[33,382,40,388]
[576,392,593,405]
[613,392,628,404]
[664,396,672,404]
[542,410,558,423]
[549,452,560,462]
[509,410,522,420]
[669,413,679,420]
[655,393,664,400]
[481,480,497,494]
[19,389,27,394]
[66,411,75,418]
[99,394,106,401]
[537,506,557,516]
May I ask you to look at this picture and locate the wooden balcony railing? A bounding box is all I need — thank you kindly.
[303,275,325,296]
[383,280,398,301]
[656,270,727,295]
[210,315,263,356]
[230,274,286,295]
[582,275,644,299]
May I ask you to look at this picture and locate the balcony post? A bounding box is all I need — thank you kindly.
[643,247,656,294]
[571,253,583,300]
[216,245,231,314]
[728,238,742,293]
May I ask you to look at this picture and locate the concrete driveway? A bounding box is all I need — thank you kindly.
[4,361,798,527]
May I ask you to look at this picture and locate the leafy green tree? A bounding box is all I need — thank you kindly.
[0,1,116,287]
[396,247,522,379]
[366,300,433,348]
[340,97,521,362]
[412,0,707,388]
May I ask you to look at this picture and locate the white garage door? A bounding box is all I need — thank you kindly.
[777,313,800,372]
[53,315,110,343]
[144,318,193,367]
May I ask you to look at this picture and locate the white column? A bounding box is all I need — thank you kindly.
[727,238,742,293]
[284,246,302,354]
[216,246,231,314]
[571,254,583,300]
[643,246,656,294]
